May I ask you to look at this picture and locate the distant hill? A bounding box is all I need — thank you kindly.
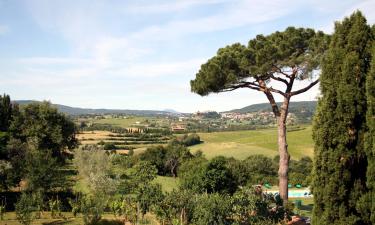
[14,100,181,116]
[226,101,317,123]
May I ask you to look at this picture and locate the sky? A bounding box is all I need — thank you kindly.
[0,0,374,113]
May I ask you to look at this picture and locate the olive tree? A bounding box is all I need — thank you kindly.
[191,27,329,203]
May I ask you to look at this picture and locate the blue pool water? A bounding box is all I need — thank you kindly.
[265,189,313,198]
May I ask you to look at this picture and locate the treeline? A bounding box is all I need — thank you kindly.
[80,122,172,135]
[139,145,312,187]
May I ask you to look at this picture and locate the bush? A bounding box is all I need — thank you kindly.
[192,193,232,225]
[180,156,237,194]
[15,192,36,225]
[103,143,117,150]
[0,202,5,220]
[80,195,106,225]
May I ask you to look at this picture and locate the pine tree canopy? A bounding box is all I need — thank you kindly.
[190,27,329,97]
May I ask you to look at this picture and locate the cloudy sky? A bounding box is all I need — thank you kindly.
[0,0,374,112]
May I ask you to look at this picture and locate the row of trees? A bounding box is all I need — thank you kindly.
[139,142,312,189]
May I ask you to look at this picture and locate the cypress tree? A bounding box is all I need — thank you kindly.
[364,34,375,224]
[312,12,372,225]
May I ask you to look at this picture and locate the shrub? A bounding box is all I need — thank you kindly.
[15,192,36,225]
[80,195,106,225]
[0,202,5,220]
[103,143,116,150]
[192,193,232,225]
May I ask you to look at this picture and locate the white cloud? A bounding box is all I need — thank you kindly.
[131,0,300,41]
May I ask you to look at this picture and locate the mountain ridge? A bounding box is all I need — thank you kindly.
[224,101,317,113]
[14,100,181,116]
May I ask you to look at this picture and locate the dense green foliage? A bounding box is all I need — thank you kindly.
[364,33,375,224]
[0,94,13,132]
[15,192,38,225]
[0,98,78,191]
[24,149,64,192]
[192,193,232,225]
[179,156,237,194]
[312,12,373,224]
[172,133,201,147]
[10,102,77,162]
[139,143,193,177]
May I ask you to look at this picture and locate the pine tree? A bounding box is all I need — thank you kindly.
[312,12,372,224]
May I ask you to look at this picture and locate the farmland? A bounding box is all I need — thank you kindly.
[77,130,172,154]
[76,114,314,160]
[189,126,313,160]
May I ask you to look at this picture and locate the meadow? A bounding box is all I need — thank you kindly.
[189,126,313,160]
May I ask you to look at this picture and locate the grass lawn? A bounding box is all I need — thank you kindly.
[189,126,313,160]
[153,176,179,193]
[289,197,314,217]
[93,116,151,128]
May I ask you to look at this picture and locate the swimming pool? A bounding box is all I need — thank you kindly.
[265,189,313,198]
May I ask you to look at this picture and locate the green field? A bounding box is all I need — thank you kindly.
[93,116,150,128]
[153,176,180,192]
[189,126,313,160]
[91,116,171,129]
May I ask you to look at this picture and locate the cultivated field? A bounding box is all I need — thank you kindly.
[87,116,171,129]
[189,126,313,160]
[77,130,170,153]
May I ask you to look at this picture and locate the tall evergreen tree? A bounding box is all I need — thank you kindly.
[312,12,372,225]
[0,94,13,132]
[364,34,375,224]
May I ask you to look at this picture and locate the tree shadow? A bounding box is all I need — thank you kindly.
[300,203,313,211]
[42,219,73,225]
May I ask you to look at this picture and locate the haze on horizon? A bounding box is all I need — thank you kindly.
[0,0,374,113]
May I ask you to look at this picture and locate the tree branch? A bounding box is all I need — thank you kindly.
[268,87,286,97]
[272,65,292,78]
[290,79,320,96]
[270,74,289,86]
[264,91,280,117]
[223,82,261,92]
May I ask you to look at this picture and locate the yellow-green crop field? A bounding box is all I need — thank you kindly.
[189,126,313,160]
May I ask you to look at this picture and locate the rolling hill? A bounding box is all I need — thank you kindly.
[226,101,317,123]
[14,100,181,116]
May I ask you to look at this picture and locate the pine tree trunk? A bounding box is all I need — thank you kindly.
[277,99,290,205]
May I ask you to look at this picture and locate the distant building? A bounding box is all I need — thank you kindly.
[170,123,187,131]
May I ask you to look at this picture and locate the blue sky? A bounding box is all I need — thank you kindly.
[0,0,374,112]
